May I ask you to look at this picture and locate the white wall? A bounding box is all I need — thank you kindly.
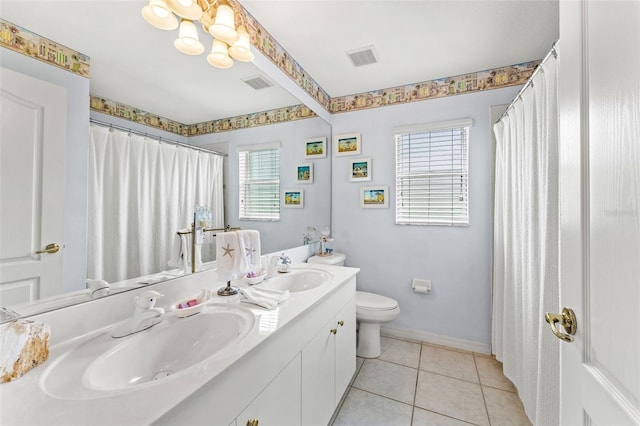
[331,87,520,347]
[1,48,90,294]
[189,117,332,254]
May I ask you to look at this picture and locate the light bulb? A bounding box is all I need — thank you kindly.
[142,0,178,30]
[209,4,238,44]
[166,0,203,20]
[206,39,233,69]
[228,26,254,62]
[174,19,205,55]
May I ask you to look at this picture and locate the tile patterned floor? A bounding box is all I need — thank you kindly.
[331,336,531,426]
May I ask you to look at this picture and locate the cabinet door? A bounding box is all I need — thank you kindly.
[237,355,301,426]
[301,319,335,426]
[334,298,356,405]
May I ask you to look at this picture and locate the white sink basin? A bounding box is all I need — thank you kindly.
[262,268,332,293]
[41,305,255,400]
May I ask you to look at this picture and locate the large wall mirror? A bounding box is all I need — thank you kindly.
[0,1,332,321]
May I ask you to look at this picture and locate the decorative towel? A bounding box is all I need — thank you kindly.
[238,230,261,267]
[216,231,248,282]
[168,230,189,270]
[239,286,290,309]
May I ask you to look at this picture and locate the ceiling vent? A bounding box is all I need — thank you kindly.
[346,45,379,67]
[242,76,272,90]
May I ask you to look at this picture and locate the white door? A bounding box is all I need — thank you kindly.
[0,67,67,306]
[557,1,640,424]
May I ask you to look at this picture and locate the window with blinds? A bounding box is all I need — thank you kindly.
[238,145,280,221]
[395,119,471,226]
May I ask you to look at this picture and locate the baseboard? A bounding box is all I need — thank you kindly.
[380,325,492,355]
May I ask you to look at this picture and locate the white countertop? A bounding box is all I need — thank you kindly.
[0,262,359,426]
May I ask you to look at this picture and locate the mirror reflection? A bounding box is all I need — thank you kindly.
[0,2,332,321]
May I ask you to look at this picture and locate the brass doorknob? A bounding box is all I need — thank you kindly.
[545,307,577,342]
[337,320,344,327]
[246,420,259,426]
[36,243,60,255]
[330,328,337,335]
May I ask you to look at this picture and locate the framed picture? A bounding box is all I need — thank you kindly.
[349,157,372,182]
[304,137,327,159]
[334,133,361,157]
[360,186,389,208]
[284,189,304,208]
[296,163,314,184]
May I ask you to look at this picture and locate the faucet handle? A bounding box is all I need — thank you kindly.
[135,290,164,309]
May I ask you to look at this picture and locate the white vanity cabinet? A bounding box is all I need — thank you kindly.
[301,297,356,425]
[154,275,357,426]
[235,354,302,426]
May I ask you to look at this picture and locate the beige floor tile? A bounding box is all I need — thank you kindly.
[414,371,489,426]
[353,359,418,404]
[351,357,365,385]
[420,345,479,383]
[483,386,532,426]
[333,387,413,426]
[378,337,422,368]
[411,407,475,426]
[474,355,516,392]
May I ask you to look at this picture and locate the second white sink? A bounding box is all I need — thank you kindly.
[262,268,332,293]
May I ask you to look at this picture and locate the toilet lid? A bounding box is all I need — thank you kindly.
[356,291,398,311]
[307,252,346,265]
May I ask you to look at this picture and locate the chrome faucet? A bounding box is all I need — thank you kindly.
[112,290,165,338]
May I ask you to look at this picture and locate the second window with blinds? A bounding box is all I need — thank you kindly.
[239,144,280,221]
[394,119,472,226]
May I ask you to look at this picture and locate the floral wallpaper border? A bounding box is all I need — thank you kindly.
[3,16,540,135]
[0,19,90,78]
[329,61,540,113]
[90,95,317,137]
[90,58,539,136]
[235,4,539,114]
[242,6,332,112]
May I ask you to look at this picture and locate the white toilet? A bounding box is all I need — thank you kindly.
[307,252,400,358]
[355,291,400,358]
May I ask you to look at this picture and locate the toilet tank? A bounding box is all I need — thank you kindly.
[306,252,346,266]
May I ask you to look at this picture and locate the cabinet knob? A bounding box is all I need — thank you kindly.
[247,419,259,426]
[337,320,344,327]
[330,328,337,335]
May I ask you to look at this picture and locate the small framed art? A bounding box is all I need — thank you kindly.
[360,186,389,208]
[304,137,327,159]
[284,189,304,208]
[334,133,361,157]
[297,163,314,184]
[349,157,371,182]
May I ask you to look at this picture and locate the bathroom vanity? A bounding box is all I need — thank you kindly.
[0,262,358,426]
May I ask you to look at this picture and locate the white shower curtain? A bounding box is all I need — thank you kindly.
[87,125,224,283]
[492,52,559,425]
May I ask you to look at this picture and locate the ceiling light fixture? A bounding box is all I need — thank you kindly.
[141,0,254,69]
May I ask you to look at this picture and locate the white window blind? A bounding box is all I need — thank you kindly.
[239,145,280,220]
[395,119,471,226]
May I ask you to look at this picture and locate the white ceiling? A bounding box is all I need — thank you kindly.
[1,0,559,125]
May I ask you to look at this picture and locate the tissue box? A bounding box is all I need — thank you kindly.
[0,319,50,383]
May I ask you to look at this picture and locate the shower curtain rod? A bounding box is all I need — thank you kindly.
[497,41,558,123]
[89,118,228,157]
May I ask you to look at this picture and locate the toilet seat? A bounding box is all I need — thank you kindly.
[356,291,398,311]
